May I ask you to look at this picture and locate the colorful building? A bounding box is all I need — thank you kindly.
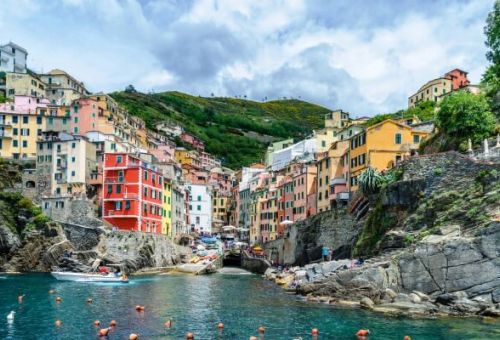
[0,95,51,159]
[162,179,173,235]
[187,184,212,234]
[102,153,164,233]
[316,140,350,213]
[40,69,89,106]
[291,162,317,221]
[349,119,428,191]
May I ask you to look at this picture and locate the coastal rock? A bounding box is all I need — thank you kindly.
[385,288,397,301]
[409,293,421,304]
[360,297,375,310]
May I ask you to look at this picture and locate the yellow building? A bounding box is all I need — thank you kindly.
[212,190,230,225]
[0,96,57,159]
[5,71,46,98]
[40,69,89,106]
[316,140,350,213]
[162,180,173,236]
[408,77,453,108]
[349,119,428,191]
[175,148,201,168]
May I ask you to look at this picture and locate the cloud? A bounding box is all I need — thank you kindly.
[1,0,494,115]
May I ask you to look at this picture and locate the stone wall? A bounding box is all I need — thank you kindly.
[43,198,102,228]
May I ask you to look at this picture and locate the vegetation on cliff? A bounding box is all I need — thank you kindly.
[111,91,331,168]
[366,101,437,127]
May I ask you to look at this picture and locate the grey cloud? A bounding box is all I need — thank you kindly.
[154,23,252,81]
[222,44,374,115]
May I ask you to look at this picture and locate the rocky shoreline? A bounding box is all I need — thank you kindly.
[265,222,500,319]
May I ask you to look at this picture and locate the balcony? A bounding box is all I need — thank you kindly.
[104,210,138,218]
[0,130,12,138]
[88,173,102,185]
[104,177,125,184]
[336,192,350,201]
[330,177,347,186]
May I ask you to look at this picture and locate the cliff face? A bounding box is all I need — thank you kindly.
[265,152,500,317]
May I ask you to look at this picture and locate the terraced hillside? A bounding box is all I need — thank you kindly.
[111,91,331,169]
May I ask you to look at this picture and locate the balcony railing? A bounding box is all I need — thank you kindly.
[330,177,347,186]
[336,192,350,201]
[104,177,125,183]
[0,130,12,138]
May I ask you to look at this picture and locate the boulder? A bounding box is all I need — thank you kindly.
[385,288,397,301]
[409,293,422,304]
[360,297,375,310]
[412,290,430,301]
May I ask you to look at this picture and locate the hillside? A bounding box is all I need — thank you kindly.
[110,91,331,169]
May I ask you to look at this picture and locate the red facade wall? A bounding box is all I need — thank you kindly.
[102,153,163,233]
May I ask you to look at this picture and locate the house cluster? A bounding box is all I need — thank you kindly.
[0,42,234,237]
[0,42,478,244]
[232,68,480,245]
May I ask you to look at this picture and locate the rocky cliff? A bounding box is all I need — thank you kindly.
[264,152,500,317]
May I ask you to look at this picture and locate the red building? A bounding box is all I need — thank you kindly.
[102,153,163,233]
[445,69,470,90]
[180,132,205,151]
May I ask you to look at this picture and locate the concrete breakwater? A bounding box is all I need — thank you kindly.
[265,222,500,318]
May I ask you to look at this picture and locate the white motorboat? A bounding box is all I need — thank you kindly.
[51,271,129,283]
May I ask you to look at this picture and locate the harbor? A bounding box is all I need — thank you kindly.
[1,273,499,339]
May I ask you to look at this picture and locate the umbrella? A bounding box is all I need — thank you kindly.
[222,225,236,231]
[280,220,294,225]
[237,228,250,232]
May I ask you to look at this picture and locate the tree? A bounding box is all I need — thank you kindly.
[125,84,136,93]
[482,0,500,117]
[437,91,495,144]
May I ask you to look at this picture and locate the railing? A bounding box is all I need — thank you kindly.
[0,130,12,138]
[104,177,125,183]
[330,177,347,186]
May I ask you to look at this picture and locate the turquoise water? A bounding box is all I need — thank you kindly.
[0,273,498,339]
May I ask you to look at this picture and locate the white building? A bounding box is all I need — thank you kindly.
[187,184,213,234]
[271,138,316,171]
[0,42,27,73]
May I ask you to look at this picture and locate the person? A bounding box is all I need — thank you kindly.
[98,266,109,275]
[321,246,330,262]
[328,249,333,261]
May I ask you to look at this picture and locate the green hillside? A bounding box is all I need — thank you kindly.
[111,91,331,169]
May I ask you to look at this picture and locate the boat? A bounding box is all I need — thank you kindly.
[176,261,218,275]
[51,272,129,283]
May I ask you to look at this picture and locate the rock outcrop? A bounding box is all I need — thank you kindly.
[1,222,190,274]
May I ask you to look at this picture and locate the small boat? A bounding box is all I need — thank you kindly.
[51,272,129,283]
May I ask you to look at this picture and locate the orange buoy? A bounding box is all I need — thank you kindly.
[217,322,224,330]
[87,298,93,304]
[311,328,319,336]
[55,320,62,327]
[55,297,62,303]
[356,329,370,336]
[249,337,258,340]
[403,337,411,340]
[258,326,265,334]
[135,305,142,311]
[139,306,145,311]
[129,333,139,340]
[164,319,172,328]
[109,320,117,327]
[99,328,110,337]
[94,320,100,326]
[186,332,194,339]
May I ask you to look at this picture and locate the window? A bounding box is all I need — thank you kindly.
[125,201,131,210]
[144,171,148,180]
[107,185,113,193]
[71,171,75,176]
[36,116,42,124]
[197,195,201,201]
[13,140,18,147]
[21,128,29,136]
[116,185,121,193]
[23,116,28,124]
[189,204,192,210]
[13,128,18,135]
[143,187,148,197]
[321,140,326,147]
[413,135,420,143]
[71,157,75,162]
[115,201,122,210]
[71,142,76,149]
[118,171,124,182]
[395,133,402,144]
[73,127,78,134]
[12,116,18,123]
[117,155,122,163]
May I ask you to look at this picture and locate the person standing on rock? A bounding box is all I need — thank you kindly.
[321,246,330,262]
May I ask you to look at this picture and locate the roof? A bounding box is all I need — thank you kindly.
[366,118,411,131]
[445,68,468,75]
[3,42,28,54]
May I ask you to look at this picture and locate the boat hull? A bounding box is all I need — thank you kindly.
[51,272,129,283]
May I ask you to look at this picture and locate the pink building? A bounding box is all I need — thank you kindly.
[209,167,233,194]
[292,163,317,222]
[0,95,50,113]
[149,141,175,163]
[180,132,205,151]
[70,97,99,135]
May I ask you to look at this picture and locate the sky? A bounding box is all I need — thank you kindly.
[0,0,494,116]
